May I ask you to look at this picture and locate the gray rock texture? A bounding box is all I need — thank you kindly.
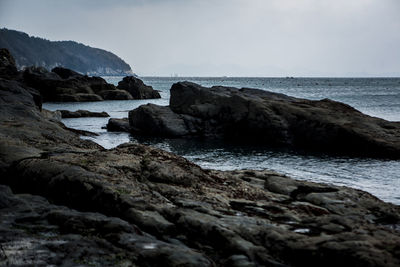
[117,76,161,99]
[107,118,131,132]
[20,66,154,102]
[0,48,19,79]
[129,81,400,158]
[130,104,191,136]
[1,49,400,266]
[1,49,155,103]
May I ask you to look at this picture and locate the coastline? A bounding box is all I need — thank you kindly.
[43,76,400,204]
[1,50,400,265]
[2,84,400,265]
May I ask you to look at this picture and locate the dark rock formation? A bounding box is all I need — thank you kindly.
[129,81,400,158]
[21,66,156,102]
[0,48,18,79]
[58,109,110,118]
[117,76,161,99]
[1,49,400,266]
[0,185,135,266]
[0,48,156,103]
[98,89,134,100]
[22,66,115,102]
[0,50,42,109]
[23,66,89,101]
[107,118,130,132]
[130,104,192,136]
[52,66,82,79]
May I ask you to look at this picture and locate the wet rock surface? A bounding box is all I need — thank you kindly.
[129,104,191,137]
[58,109,110,118]
[1,49,400,266]
[129,81,400,158]
[107,118,130,132]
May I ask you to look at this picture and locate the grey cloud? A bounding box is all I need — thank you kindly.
[0,0,399,76]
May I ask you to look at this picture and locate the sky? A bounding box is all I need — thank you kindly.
[0,0,399,77]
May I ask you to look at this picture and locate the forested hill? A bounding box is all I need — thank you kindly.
[0,28,133,76]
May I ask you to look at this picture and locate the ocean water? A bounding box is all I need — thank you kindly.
[43,77,400,204]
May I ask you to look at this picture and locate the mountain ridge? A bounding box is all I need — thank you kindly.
[0,28,134,76]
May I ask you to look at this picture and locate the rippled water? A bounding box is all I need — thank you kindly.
[43,77,400,204]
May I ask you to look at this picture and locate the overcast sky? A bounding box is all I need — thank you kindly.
[1,0,399,76]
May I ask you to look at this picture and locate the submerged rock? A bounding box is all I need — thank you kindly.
[117,76,161,99]
[58,109,110,118]
[129,81,400,158]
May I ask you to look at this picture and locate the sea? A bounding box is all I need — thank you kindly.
[43,77,400,205]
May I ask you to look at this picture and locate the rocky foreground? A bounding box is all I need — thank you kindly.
[1,50,400,266]
[127,82,400,158]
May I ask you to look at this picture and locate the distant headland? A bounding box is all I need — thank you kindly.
[0,28,134,76]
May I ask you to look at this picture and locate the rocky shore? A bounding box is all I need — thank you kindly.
[126,81,400,158]
[1,49,400,266]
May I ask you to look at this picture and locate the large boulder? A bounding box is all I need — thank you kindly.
[0,49,43,108]
[1,49,136,103]
[106,118,130,132]
[0,51,42,109]
[23,65,132,102]
[22,66,62,93]
[129,81,400,158]
[129,104,193,137]
[23,66,80,101]
[117,76,161,99]
[87,76,118,94]
[0,78,99,169]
